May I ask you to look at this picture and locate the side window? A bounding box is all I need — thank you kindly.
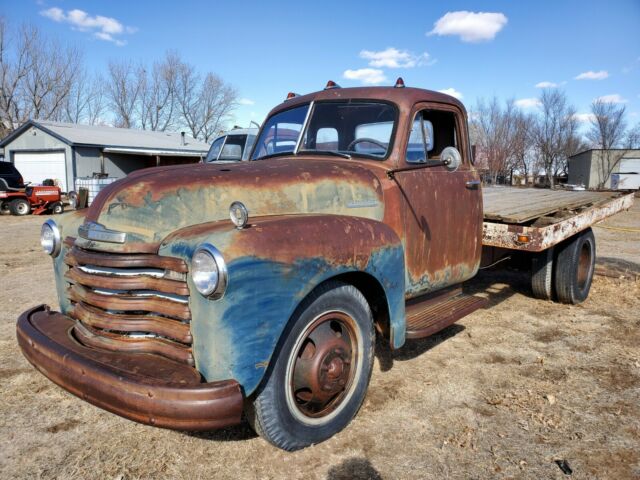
[406,114,426,163]
[316,127,338,150]
[406,109,459,164]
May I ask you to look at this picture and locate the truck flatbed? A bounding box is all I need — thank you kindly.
[482,187,634,252]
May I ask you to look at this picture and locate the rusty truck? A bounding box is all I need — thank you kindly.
[17,79,634,451]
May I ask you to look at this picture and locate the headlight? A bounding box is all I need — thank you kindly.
[41,219,61,257]
[191,244,228,298]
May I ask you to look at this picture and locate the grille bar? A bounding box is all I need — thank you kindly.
[68,285,191,321]
[66,266,189,296]
[65,246,188,272]
[73,321,194,366]
[71,302,192,344]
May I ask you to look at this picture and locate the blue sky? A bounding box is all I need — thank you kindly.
[4,0,640,130]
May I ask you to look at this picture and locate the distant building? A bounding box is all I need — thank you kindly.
[0,120,209,192]
[568,149,640,190]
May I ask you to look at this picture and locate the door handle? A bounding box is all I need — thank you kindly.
[465,180,481,189]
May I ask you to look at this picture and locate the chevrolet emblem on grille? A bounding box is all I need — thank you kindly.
[78,222,127,244]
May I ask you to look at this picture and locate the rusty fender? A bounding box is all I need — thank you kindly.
[160,214,406,396]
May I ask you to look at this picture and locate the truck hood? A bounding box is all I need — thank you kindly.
[79,158,386,252]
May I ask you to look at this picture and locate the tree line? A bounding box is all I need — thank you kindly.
[0,18,237,142]
[470,90,640,188]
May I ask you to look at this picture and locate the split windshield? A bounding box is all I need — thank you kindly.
[250,101,396,160]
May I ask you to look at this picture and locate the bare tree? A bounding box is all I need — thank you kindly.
[139,51,179,131]
[106,60,145,128]
[175,62,237,142]
[63,70,106,125]
[587,100,627,188]
[532,89,577,187]
[470,97,518,184]
[626,122,640,149]
[510,111,536,184]
[22,25,81,121]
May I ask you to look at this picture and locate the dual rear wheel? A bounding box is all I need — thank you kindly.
[530,228,596,304]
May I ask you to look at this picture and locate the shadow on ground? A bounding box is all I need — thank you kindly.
[327,457,383,480]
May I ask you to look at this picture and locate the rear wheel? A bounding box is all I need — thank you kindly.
[554,228,596,304]
[531,247,554,300]
[0,201,9,215]
[10,198,30,216]
[247,281,375,451]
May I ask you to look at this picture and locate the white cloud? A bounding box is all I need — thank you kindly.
[360,47,431,68]
[595,94,627,104]
[41,7,65,22]
[515,98,541,109]
[535,81,559,88]
[575,70,609,80]
[343,68,387,85]
[40,7,134,46]
[428,11,507,42]
[438,88,463,100]
[238,98,255,106]
[573,113,596,123]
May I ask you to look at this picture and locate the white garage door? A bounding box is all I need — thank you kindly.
[14,151,67,192]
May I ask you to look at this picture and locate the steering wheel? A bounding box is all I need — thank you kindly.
[347,137,387,151]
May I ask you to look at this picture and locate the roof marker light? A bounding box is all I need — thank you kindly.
[394,77,405,88]
[324,80,341,90]
[285,92,300,101]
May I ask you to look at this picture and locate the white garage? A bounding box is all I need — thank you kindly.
[13,151,67,192]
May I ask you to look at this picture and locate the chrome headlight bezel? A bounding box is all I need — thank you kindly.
[229,201,249,229]
[41,219,61,257]
[191,243,228,299]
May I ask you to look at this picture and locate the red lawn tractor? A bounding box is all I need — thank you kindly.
[0,186,65,216]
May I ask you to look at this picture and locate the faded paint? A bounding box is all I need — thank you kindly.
[76,159,385,253]
[159,214,405,395]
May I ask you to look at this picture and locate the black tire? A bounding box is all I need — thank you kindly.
[10,198,30,216]
[50,202,64,214]
[531,247,554,300]
[554,228,596,304]
[246,281,375,451]
[0,201,9,215]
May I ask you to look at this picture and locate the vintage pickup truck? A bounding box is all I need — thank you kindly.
[18,79,634,451]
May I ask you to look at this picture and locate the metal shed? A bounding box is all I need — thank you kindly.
[568,149,640,190]
[0,121,209,192]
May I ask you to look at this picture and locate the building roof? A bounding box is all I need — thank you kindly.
[569,148,640,159]
[0,120,210,155]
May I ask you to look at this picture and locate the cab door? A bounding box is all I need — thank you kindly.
[395,103,482,298]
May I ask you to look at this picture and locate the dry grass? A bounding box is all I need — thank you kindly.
[0,204,639,479]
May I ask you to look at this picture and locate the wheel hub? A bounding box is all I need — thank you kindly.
[288,312,358,419]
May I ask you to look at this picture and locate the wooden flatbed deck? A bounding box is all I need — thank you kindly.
[481,187,634,252]
[482,187,621,224]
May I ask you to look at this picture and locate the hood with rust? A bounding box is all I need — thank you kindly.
[77,158,386,252]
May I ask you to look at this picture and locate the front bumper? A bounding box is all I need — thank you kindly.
[17,305,243,431]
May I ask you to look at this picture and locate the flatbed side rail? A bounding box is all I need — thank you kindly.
[482,193,634,252]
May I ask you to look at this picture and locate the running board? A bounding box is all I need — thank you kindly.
[405,288,487,339]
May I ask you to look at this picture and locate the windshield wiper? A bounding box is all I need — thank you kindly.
[299,150,351,159]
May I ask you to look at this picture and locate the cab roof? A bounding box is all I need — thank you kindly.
[268,85,467,118]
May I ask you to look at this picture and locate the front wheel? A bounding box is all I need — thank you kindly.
[50,202,64,214]
[247,281,375,451]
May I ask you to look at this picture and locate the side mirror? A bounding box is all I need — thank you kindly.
[441,146,462,171]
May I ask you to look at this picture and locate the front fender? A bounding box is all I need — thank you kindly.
[160,215,405,396]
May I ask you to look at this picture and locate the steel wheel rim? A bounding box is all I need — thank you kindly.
[285,310,363,426]
[16,202,28,214]
[577,241,591,289]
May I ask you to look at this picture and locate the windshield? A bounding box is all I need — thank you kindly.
[206,136,225,162]
[251,101,396,160]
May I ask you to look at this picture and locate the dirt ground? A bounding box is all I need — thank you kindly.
[0,201,638,480]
